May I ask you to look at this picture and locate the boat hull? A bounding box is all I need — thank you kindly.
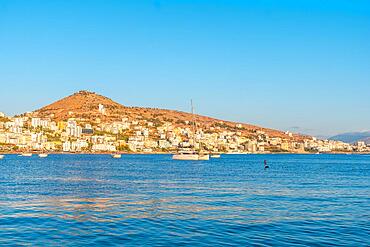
[172,154,209,160]
[0,155,4,159]
[38,154,48,158]
[172,154,200,160]
[21,153,33,157]
[198,154,210,160]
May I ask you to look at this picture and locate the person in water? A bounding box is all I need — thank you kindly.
[264,160,269,169]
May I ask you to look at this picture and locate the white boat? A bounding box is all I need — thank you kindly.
[38,154,48,158]
[172,150,209,161]
[112,154,121,159]
[173,150,200,160]
[211,154,221,158]
[21,153,33,157]
[172,154,200,160]
[0,155,4,159]
[172,100,209,161]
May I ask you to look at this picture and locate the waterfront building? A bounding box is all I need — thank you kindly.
[92,143,116,152]
[63,141,71,152]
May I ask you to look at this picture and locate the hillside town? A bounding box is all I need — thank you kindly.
[0,107,368,154]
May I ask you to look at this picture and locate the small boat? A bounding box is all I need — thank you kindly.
[112,154,121,159]
[173,150,200,160]
[210,154,221,158]
[0,155,4,159]
[21,153,33,157]
[172,150,209,161]
[38,154,48,158]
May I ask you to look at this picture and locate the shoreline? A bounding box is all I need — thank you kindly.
[1,151,369,155]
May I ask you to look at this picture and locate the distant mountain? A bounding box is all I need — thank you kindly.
[329,131,370,144]
[31,90,307,141]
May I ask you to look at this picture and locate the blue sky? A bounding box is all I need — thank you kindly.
[0,0,369,137]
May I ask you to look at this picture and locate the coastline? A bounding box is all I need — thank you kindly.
[1,151,369,155]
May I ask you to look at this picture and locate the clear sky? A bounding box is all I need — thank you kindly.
[0,0,369,137]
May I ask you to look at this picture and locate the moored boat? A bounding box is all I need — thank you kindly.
[21,153,33,157]
[173,150,200,160]
[0,155,4,159]
[172,100,209,161]
[112,154,121,159]
[38,154,48,158]
[210,154,221,158]
[172,150,210,161]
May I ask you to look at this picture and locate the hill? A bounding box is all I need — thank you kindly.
[33,90,125,121]
[329,131,370,144]
[32,90,306,141]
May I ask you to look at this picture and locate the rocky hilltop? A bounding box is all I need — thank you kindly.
[34,90,125,121]
[33,90,304,141]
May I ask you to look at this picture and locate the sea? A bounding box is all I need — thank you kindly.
[0,154,369,246]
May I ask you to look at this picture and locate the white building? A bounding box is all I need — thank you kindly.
[71,140,89,151]
[31,118,41,128]
[66,120,82,137]
[40,119,50,128]
[98,104,106,115]
[14,118,24,127]
[92,143,116,152]
[158,140,171,149]
[31,133,43,143]
[63,141,71,152]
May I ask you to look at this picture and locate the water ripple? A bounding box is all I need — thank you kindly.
[0,154,369,246]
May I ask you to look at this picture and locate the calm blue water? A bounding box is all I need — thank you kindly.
[0,154,369,246]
